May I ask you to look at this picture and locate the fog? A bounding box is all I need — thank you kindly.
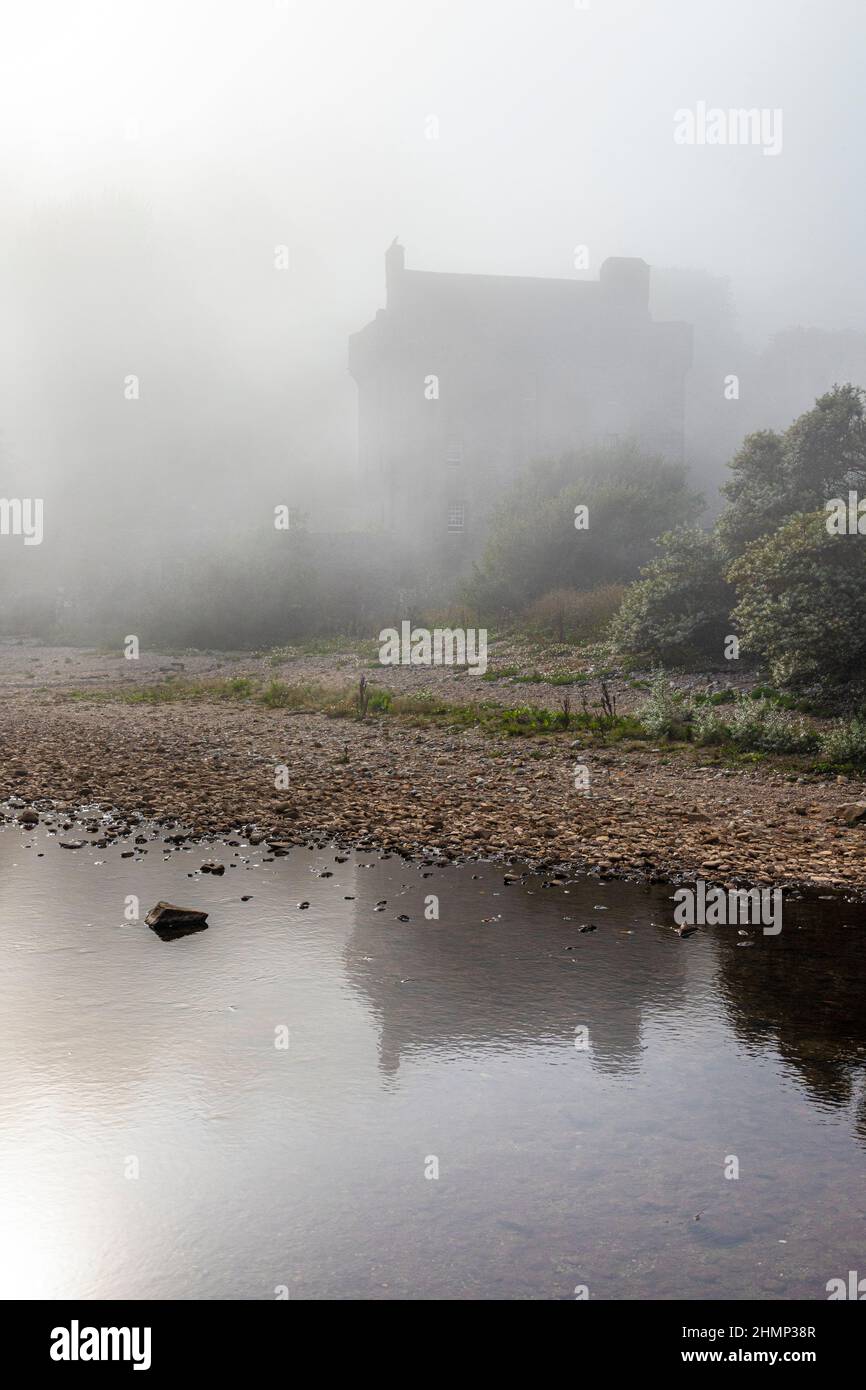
[1,0,865,636]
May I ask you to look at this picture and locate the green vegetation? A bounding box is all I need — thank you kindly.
[63,675,643,741]
[635,670,691,739]
[718,382,866,559]
[63,668,866,770]
[691,695,817,754]
[611,386,866,706]
[730,511,866,698]
[521,583,627,642]
[263,636,380,661]
[611,528,734,665]
[481,666,595,686]
[461,443,701,615]
[68,676,259,704]
[818,718,866,766]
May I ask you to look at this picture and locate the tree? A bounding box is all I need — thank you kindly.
[610,528,734,665]
[461,444,701,614]
[718,385,866,559]
[730,511,866,698]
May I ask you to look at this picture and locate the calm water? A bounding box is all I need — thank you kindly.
[1,815,865,1301]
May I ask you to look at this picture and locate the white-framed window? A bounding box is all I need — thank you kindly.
[447,502,466,532]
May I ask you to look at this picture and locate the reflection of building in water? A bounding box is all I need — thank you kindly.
[716,905,866,1143]
[344,866,713,1078]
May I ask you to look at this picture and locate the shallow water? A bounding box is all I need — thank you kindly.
[1,818,865,1300]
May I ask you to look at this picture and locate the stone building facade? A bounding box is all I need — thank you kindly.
[349,242,692,562]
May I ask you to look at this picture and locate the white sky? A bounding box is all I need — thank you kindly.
[0,0,864,532]
[1,0,863,336]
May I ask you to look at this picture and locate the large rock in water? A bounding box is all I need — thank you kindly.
[144,902,209,937]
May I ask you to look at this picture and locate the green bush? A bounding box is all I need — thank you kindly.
[726,697,817,753]
[689,694,817,752]
[819,718,866,764]
[461,444,701,615]
[717,386,866,558]
[730,511,866,697]
[718,384,866,560]
[611,528,734,665]
[224,676,255,697]
[635,671,687,738]
[691,702,729,745]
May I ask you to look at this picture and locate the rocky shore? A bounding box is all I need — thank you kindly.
[2,642,866,895]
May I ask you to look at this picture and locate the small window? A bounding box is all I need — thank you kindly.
[446,437,463,465]
[447,502,465,532]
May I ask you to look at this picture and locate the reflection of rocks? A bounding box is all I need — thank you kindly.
[716,903,866,1138]
[344,866,709,1078]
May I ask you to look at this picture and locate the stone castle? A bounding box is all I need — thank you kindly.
[349,242,693,561]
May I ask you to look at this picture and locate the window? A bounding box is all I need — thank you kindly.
[447,502,466,532]
[445,437,463,465]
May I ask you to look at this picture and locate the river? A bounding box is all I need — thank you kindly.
[1,816,864,1299]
